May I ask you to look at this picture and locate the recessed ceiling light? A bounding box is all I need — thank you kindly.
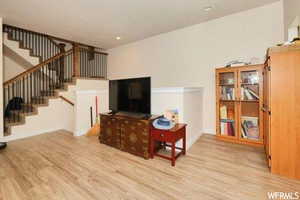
[204,6,213,12]
[116,36,121,40]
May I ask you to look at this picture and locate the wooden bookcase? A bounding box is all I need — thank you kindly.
[215,65,264,146]
[264,44,300,180]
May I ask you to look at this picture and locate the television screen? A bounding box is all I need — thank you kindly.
[109,77,151,114]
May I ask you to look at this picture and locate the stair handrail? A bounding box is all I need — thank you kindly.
[3,24,107,53]
[3,49,72,86]
[59,96,74,106]
[3,24,61,50]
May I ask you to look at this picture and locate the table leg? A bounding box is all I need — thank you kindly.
[171,142,175,166]
[183,128,186,155]
[150,138,154,159]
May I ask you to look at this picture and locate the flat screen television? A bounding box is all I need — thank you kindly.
[109,77,151,114]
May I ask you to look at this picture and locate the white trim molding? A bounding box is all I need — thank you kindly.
[75,89,108,95]
[152,87,203,94]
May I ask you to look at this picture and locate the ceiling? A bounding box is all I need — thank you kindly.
[0,0,279,49]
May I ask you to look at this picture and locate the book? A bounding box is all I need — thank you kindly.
[241,116,259,140]
[227,122,232,136]
[242,87,259,100]
[247,88,259,99]
[220,119,235,136]
[221,87,235,100]
[244,88,253,100]
[241,88,245,100]
[220,105,227,119]
[221,122,225,135]
[241,125,247,138]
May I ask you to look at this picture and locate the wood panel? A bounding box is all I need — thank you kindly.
[99,115,121,149]
[269,50,300,180]
[120,118,151,159]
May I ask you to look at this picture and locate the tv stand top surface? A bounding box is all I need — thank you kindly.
[103,112,160,121]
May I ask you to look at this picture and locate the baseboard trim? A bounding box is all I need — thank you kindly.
[74,128,90,137]
[187,132,203,149]
[0,128,64,142]
[203,129,216,135]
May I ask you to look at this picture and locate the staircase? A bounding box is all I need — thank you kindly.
[2,25,108,137]
[3,25,61,63]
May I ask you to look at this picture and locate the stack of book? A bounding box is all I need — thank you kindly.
[220,119,235,136]
[241,116,259,140]
[241,87,259,100]
[221,87,235,100]
[220,105,235,136]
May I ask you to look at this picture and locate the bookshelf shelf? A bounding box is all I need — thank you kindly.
[241,83,259,85]
[240,100,259,103]
[218,84,235,86]
[219,99,236,102]
[216,65,264,146]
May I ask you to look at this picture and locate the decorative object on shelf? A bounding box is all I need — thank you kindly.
[288,26,299,43]
[164,109,179,123]
[292,37,300,44]
[152,117,175,130]
[225,60,250,68]
[0,142,7,150]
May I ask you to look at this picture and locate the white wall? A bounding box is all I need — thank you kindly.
[108,2,284,134]
[6,98,75,141]
[152,87,203,149]
[3,55,26,82]
[283,0,300,40]
[71,79,109,137]
[0,18,3,138]
[74,89,109,136]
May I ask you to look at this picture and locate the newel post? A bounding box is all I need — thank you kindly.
[73,44,80,77]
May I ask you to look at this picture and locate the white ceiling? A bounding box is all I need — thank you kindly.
[0,0,279,49]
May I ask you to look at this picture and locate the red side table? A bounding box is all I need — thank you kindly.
[150,123,187,166]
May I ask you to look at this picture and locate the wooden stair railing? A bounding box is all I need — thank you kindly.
[79,47,107,78]
[2,25,109,135]
[3,25,108,79]
[3,24,61,62]
[59,96,74,106]
[3,49,74,135]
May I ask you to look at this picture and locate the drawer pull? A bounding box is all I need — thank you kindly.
[160,134,164,137]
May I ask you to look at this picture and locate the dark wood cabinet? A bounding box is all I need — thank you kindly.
[99,115,121,149]
[99,113,160,159]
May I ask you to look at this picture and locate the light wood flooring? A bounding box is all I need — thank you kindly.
[0,130,299,200]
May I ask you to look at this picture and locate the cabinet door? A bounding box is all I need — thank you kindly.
[238,66,263,144]
[120,119,150,159]
[216,69,238,139]
[99,116,121,149]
